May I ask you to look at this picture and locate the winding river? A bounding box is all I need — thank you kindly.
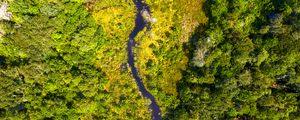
[127,0,162,120]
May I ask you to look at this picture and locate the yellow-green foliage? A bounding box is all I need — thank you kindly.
[92,0,135,83]
[92,1,150,119]
[133,0,208,114]
[91,0,208,116]
[176,0,208,42]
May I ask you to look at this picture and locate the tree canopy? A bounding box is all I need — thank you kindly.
[0,0,299,119]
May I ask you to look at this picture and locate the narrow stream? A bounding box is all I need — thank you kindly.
[127,0,162,120]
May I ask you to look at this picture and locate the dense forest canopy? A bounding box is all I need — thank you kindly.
[0,0,299,119]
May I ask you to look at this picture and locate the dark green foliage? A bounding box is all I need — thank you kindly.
[167,0,300,119]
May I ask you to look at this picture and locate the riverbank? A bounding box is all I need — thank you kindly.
[127,0,162,119]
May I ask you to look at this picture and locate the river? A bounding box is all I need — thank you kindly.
[127,0,162,120]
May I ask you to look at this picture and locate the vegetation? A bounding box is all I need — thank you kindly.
[0,0,148,119]
[165,0,300,119]
[0,0,299,119]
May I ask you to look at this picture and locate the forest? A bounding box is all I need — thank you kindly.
[0,0,299,119]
